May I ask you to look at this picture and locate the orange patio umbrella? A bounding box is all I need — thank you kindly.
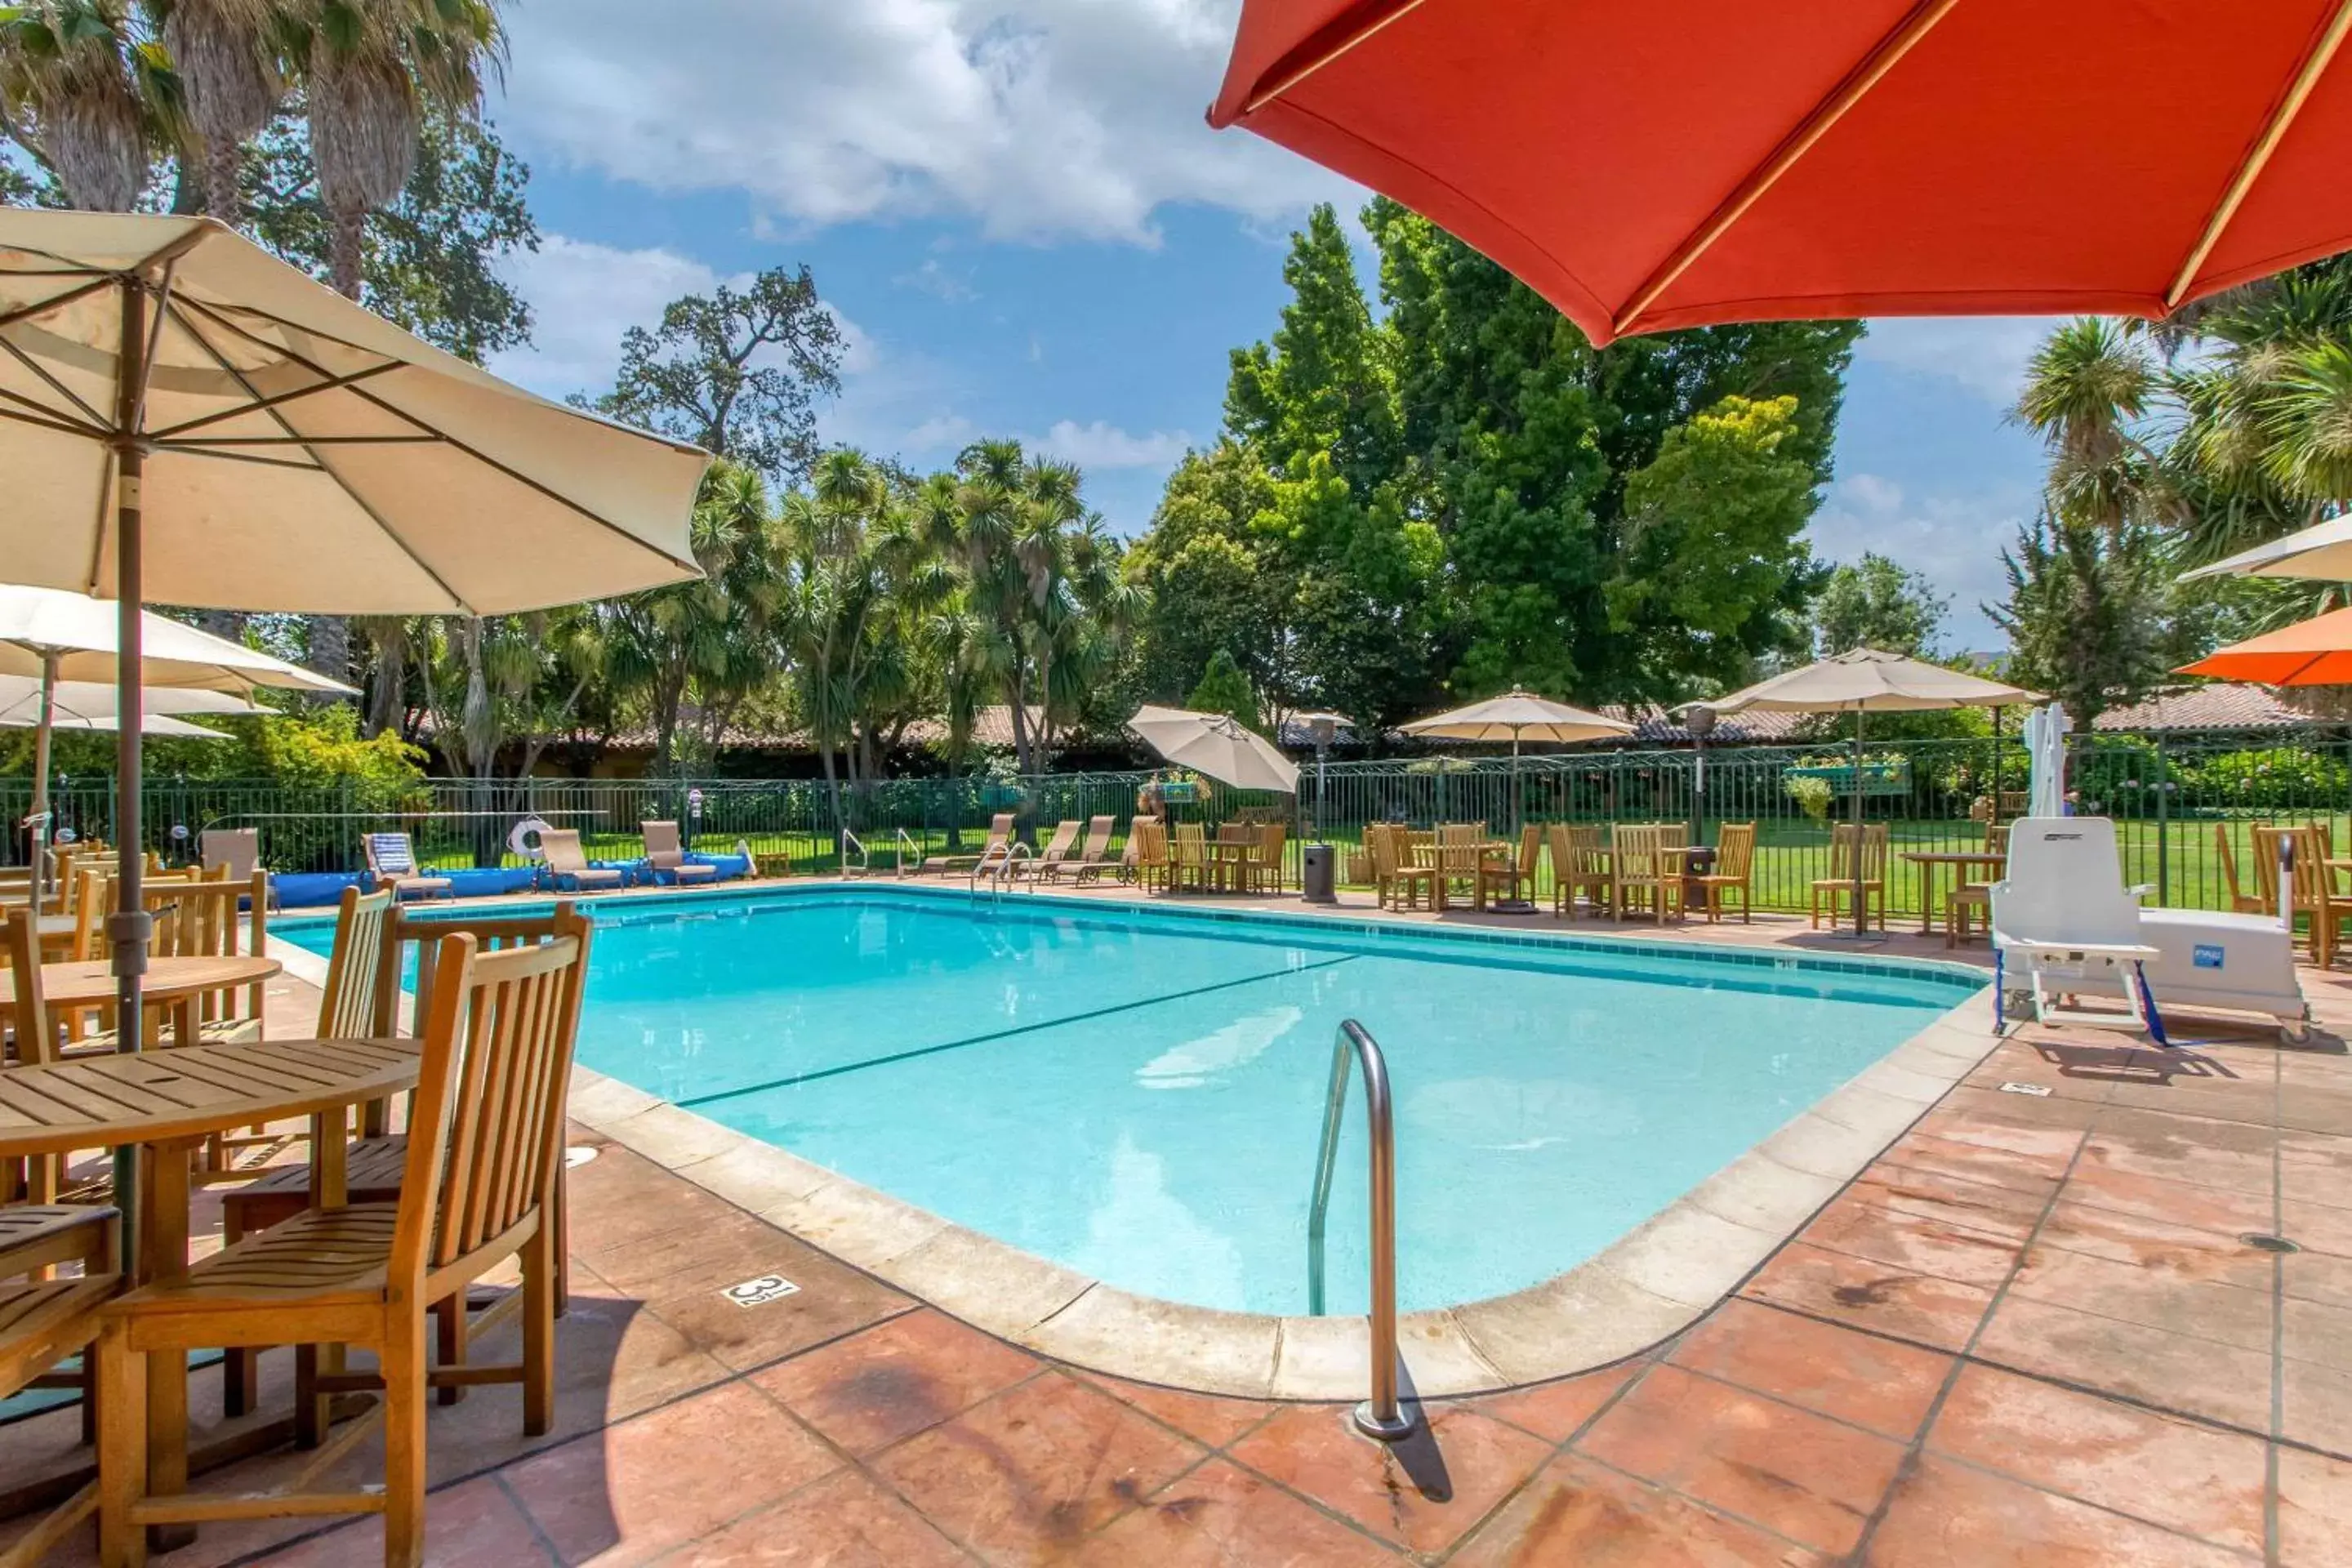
[1208,2,2352,345]
[2177,606,2352,687]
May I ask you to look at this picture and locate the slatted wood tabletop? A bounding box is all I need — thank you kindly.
[0,1036,418,1158]
[0,954,281,1015]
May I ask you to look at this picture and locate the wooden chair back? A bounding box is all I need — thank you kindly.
[1255,822,1287,888]
[1173,822,1208,875]
[392,915,592,1290]
[2250,824,2286,912]
[2283,824,2335,914]
[1130,817,1169,875]
[1366,823,1399,880]
[377,902,586,1040]
[1515,823,1541,877]
[1827,822,1890,880]
[1984,822,2011,856]
[1614,823,1672,881]
[2,909,58,1066]
[317,886,399,1042]
[124,871,270,1029]
[1713,822,1757,880]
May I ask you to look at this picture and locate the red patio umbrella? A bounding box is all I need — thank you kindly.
[2177,606,2352,687]
[1209,1,2352,345]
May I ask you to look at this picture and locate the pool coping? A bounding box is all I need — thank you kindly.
[271,888,2003,1400]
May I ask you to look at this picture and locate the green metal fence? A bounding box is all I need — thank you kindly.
[7,725,2349,914]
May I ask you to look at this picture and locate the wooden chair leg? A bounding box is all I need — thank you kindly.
[292,1345,327,1448]
[96,1324,147,1568]
[555,1159,570,1319]
[381,1315,429,1568]
[434,1297,468,1406]
[523,1224,556,1437]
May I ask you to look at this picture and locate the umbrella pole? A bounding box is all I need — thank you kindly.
[1851,707,1868,935]
[26,648,58,909]
[109,276,154,1274]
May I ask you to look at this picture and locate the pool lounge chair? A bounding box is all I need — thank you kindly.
[540,828,625,891]
[920,813,1015,876]
[1014,819,1083,882]
[1046,816,1120,883]
[200,826,278,911]
[641,819,717,884]
[363,832,453,901]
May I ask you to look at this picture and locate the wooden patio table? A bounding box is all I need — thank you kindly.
[1412,840,1514,911]
[1900,851,2009,937]
[0,955,280,1050]
[0,1036,421,1548]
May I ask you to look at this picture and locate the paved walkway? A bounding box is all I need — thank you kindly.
[4,909,2350,1565]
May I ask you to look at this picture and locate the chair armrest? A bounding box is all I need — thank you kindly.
[2126,884,2156,900]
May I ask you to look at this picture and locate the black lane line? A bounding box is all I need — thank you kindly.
[676,953,1362,1110]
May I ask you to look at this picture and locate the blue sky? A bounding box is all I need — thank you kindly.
[482,1,2060,648]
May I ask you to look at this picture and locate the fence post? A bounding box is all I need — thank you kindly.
[2154,734,2170,906]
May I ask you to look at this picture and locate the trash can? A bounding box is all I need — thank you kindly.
[1302,843,1337,904]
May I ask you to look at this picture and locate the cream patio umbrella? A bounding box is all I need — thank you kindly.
[1401,690,1632,829]
[2,707,230,739]
[1,582,353,905]
[2179,515,2352,585]
[0,673,263,726]
[0,210,708,1193]
[1129,705,1302,792]
[1692,650,2043,938]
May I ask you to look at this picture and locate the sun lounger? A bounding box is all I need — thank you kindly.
[1013,819,1083,881]
[920,813,1014,875]
[642,819,717,884]
[363,832,453,901]
[540,827,625,891]
[1045,816,1119,884]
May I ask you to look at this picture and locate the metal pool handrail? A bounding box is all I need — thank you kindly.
[840,827,866,877]
[1307,1018,1415,1441]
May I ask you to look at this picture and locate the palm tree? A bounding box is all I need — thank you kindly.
[0,0,177,210]
[296,0,501,681]
[2012,317,2164,541]
[2265,339,2352,516]
[157,0,284,224]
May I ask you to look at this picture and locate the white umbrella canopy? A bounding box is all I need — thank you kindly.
[2,709,228,739]
[0,674,262,726]
[1699,648,2044,715]
[2179,515,2352,584]
[1129,705,1302,793]
[0,585,355,693]
[1402,691,1631,745]
[1695,650,2044,937]
[0,211,709,615]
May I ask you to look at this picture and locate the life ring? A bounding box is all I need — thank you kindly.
[509,817,555,862]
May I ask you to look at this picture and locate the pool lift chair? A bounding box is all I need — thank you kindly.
[1990,817,2168,1045]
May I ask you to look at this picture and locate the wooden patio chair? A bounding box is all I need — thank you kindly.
[4,911,87,1206]
[640,821,717,884]
[1477,824,1540,910]
[0,1202,122,1565]
[1046,816,1119,884]
[363,833,454,902]
[2255,824,2350,967]
[1809,822,1888,932]
[1127,817,1171,892]
[2216,823,2269,915]
[216,899,584,1419]
[1171,822,1211,893]
[1693,822,1756,923]
[1548,825,1611,919]
[1435,823,1486,906]
[1369,822,1439,911]
[1612,823,1684,923]
[1247,822,1288,894]
[99,923,593,1566]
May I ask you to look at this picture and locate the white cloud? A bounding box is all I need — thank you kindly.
[497,0,1354,245]
[896,259,978,302]
[487,235,721,399]
[1808,472,2039,649]
[1032,419,1193,469]
[1855,318,2058,410]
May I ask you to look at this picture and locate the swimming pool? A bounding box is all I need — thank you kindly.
[283,888,1980,1317]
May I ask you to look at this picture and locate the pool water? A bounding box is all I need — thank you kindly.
[285,889,1976,1316]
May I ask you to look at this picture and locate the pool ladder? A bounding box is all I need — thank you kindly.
[839,827,867,879]
[1307,1019,1415,1441]
[893,827,918,879]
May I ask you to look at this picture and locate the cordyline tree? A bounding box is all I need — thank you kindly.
[1120,198,1855,735]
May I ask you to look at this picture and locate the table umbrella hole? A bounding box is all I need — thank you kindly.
[2241,1233,2301,1254]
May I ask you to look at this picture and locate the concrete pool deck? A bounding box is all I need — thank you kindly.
[6,884,2350,1563]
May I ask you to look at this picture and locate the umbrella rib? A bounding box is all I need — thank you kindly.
[145,361,403,439]
[163,297,472,612]
[1613,0,1962,336]
[0,391,105,440]
[0,329,113,430]
[1235,0,1436,117]
[2166,0,2352,309]
[0,275,116,332]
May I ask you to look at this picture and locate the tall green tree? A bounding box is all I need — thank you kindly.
[1187,648,1260,732]
[595,265,845,483]
[1814,551,1949,657]
[1989,514,2172,724]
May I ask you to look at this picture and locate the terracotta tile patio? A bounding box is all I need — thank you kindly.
[5,902,2352,1565]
